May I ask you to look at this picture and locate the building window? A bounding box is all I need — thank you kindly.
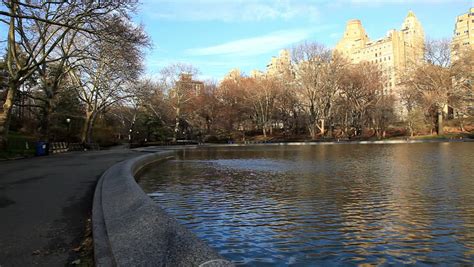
[375,53,378,57]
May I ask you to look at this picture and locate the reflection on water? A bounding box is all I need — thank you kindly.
[138,143,474,265]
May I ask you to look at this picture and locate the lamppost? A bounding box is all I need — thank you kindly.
[66,118,71,146]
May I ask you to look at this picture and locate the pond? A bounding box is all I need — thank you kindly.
[138,143,474,266]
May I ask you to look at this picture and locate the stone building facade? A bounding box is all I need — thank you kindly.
[222,68,242,81]
[176,73,204,96]
[266,49,292,78]
[335,11,425,99]
[452,7,474,60]
[451,7,474,117]
[249,69,264,79]
[242,49,292,80]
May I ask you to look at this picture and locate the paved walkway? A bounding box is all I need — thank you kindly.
[0,148,144,266]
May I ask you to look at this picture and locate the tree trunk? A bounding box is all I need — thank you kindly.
[86,114,95,144]
[460,119,465,132]
[344,112,349,138]
[309,123,317,139]
[40,98,54,140]
[328,121,333,138]
[0,82,17,150]
[437,107,444,135]
[173,107,180,142]
[320,119,325,137]
[81,112,90,143]
[206,118,211,134]
[81,110,96,144]
[293,110,298,135]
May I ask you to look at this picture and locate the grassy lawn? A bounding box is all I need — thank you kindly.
[0,132,37,160]
[410,132,474,140]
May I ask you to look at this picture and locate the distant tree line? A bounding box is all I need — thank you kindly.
[121,41,472,144]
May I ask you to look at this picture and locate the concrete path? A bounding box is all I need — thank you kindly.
[0,148,144,266]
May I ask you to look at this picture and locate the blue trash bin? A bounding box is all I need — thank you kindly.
[35,141,48,156]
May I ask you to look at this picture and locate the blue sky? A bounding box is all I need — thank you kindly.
[136,0,472,80]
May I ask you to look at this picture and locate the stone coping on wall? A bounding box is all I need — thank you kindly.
[92,151,233,266]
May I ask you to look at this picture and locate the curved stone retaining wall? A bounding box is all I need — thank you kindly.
[93,151,233,266]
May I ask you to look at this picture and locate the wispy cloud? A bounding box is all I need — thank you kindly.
[142,0,321,22]
[186,29,316,57]
[326,0,466,8]
[343,0,466,4]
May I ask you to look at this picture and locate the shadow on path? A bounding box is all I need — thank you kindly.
[0,148,144,266]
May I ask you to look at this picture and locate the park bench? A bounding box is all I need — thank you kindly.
[49,142,68,154]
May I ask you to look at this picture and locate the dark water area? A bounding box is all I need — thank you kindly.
[138,143,474,266]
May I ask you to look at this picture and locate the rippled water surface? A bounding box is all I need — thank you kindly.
[138,143,474,266]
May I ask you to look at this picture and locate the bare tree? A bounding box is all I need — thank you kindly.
[274,86,304,136]
[160,63,200,142]
[188,80,220,136]
[292,42,345,139]
[217,75,252,140]
[34,31,83,138]
[0,0,137,148]
[134,79,170,128]
[425,38,451,67]
[68,16,149,144]
[402,38,467,135]
[338,63,385,137]
[243,76,280,138]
